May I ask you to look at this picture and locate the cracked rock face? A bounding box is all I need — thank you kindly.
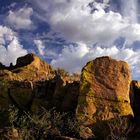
[0,53,54,81]
[76,56,133,126]
[0,54,80,125]
[0,54,54,115]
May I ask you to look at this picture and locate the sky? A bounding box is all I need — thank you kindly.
[0,0,140,80]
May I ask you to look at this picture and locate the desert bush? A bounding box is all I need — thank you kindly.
[2,106,135,140]
[55,68,69,77]
[91,114,134,140]
[106,116,134,140]
[6,106,81,139]
[59,113,80,137]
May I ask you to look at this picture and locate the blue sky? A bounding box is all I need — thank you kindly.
[0,0,140,79]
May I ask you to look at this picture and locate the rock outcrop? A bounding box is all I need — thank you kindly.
[0,54,137,139]
[0,53,54,81]
[76,56,133,138]
[0,53,80,122]
[0,54,53,113]
[130,80,140,122]
[31,76,80,113]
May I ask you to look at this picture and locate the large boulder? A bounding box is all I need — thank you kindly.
[9,81,34,111]
[76,56,133,138]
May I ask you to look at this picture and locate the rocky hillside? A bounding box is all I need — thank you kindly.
[0,53,80,118]
[0,54,140,139]
[0,53,54,81]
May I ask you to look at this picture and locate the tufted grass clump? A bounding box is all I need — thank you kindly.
[106,116,134,140]
[0,105,81,140]
[1,106,135,140]
[92,114,134,140]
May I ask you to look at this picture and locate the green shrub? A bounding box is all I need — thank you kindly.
[6,106,81,139]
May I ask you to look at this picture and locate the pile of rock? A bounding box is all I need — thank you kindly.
[0,54,140,139]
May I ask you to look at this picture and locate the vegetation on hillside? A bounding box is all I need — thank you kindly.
[0,105,135,140]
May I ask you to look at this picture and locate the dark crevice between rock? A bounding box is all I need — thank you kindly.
[130,81,140,121]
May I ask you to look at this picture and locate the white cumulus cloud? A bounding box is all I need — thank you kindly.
[51,42,140,79]
[6,6,34,30]
[34,39,45,55]
[30,0,140,45]
[0,26,27,66]
[30,0,140,79]
[120,0,138,23]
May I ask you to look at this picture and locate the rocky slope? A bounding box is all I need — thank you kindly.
[0,54,140,139]
[0,53,80,125]
[0,54,53,113]
[0,53,54,81]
